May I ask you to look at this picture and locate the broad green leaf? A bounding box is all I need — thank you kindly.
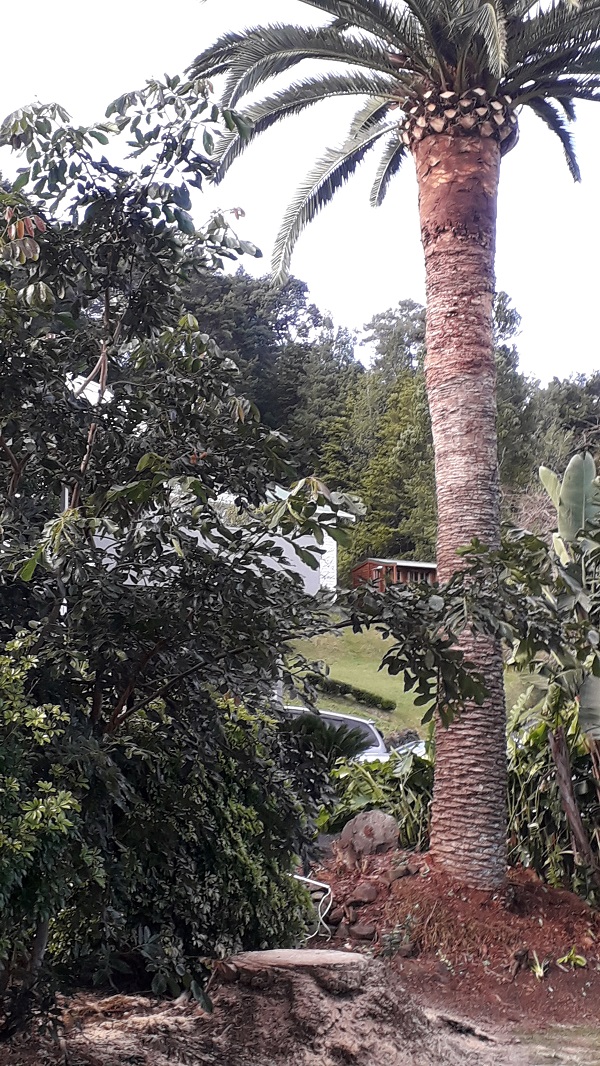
[18,545,44,581]
[558,452,597,542]
[552,533,571,566]
[579,674,600,740]
[12,169,30,192]
[174,208,196,236]
[539,466,561,509]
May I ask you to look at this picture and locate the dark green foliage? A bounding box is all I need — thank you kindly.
[306,671,396,711]
[47,704,324,993]
[281,712,372,772]
[0,87,343,1008]
[507,700,600,903]
[183,268,363,478]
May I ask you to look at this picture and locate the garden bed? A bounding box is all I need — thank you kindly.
[313,850,600,1029]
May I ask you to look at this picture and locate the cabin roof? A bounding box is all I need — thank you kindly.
[352,557,437,569]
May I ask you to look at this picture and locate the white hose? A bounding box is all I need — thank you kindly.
[293,874,333,941]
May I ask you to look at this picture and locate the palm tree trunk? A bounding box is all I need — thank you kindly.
[414,133,507,890]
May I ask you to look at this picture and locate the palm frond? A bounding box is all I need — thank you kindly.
[218,24,410,106]
[369,134,408,206]
[347,94,394,136]
[509,0,600,66]
[515,72,600,100]
[297,0,421,44]
[503,0,544,17]
[453,1,509,77]
[188,29,255,79]
[272,119,395,285]
[402,0,457,75]
[212,71,399,182]
[526,96,581,180]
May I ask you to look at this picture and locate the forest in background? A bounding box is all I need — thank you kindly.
[187,268,600,576]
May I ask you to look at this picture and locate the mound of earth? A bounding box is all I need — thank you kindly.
[314,850,600,1027]
[2,951,522,1066]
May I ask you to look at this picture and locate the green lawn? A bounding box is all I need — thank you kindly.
[294,627,528,738]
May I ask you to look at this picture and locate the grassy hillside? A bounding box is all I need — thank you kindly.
[294,628,527,738]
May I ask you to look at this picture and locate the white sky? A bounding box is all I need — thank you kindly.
[1,0,599,382]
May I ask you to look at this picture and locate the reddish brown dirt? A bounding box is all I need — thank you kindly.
[314,851,600,1029]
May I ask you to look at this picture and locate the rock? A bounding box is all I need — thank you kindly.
[339,810,399,861]
[351,922,377,941]
[406,862,421,876]
[327,907,344,926]
[334,920,352,939]
[347,881,378,905]
[383,863,409,884]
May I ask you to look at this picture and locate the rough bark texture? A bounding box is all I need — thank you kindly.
[548,727,600,885]
[414,134,507,890]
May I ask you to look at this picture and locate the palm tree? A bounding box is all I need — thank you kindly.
[190,0,600,890]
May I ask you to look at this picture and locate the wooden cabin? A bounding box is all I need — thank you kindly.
[351,557,437,592]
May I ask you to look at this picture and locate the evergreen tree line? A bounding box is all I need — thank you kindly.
[187,268,600,577]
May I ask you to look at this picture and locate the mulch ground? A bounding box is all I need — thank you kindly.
[313,850,600,1028]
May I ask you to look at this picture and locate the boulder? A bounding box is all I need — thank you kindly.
[339,810,399,861]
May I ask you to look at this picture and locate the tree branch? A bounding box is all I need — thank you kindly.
[107,642,251,733]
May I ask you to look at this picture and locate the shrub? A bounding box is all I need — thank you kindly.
[306,672,396,712]
[49,703,331,994]
[1,667,333,1006]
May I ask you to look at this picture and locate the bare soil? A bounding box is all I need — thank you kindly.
[315,851,600,1029]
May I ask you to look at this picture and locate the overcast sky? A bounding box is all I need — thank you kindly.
[1,0,599,382]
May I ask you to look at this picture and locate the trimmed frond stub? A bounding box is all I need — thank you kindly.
[272,120,397,285]
[399,87,518,153]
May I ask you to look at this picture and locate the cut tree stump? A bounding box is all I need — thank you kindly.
[39,950,521,1066]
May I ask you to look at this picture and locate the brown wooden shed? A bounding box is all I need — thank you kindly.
[351,557,437,593]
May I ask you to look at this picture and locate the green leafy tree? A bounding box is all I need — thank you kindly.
[0,87,348,1004]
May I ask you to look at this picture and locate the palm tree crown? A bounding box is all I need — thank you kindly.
[190,0,600,281]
